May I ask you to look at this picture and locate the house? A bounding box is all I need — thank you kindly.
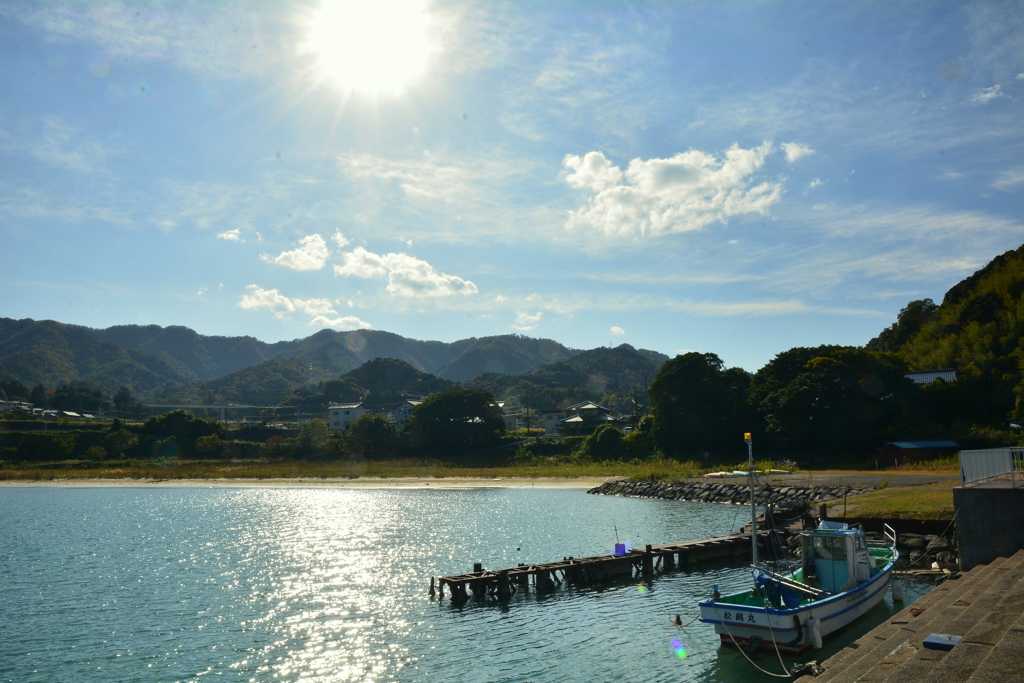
[881,440,960,464]
[904,368,957,385]
[391,397,423,431]
[540,409,568,436]
[557,401,628,435]
[328,403,366,431]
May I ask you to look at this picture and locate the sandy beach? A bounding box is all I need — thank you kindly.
[0,476,619,489]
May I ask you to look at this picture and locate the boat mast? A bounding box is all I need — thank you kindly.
[745,432,758,566]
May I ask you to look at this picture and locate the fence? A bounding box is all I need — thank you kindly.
[960,447,1024,487]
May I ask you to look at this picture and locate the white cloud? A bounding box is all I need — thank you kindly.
[334,247,478,297]
[331,230,350,248]
[971,84,1005,104]
[610,326,625,335]
[1017,73,1024,80]
[217,228,242,241]
[512,311,543,331]
[993,168,1024,190]
[260,234,330,271]
[238,285,370,329]
[562,143,783,237]
[781,142,815,162]
[238,285,296,319]
[197,285,208,296]
[808,178,825,189]
[334,246,389,279]
[309,315,372,330]
[292,297,337,317]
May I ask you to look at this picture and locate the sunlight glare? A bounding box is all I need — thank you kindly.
[302,0,436,95]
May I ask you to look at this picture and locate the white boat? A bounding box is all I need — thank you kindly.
[698,435,900,655]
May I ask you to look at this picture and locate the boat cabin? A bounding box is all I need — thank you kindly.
[801,521,878,593]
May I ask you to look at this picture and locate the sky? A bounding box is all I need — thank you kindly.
[2,1,1023,373]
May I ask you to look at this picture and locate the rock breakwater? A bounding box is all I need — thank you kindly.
[587,479,871,508]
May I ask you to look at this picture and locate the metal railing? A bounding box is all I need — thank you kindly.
[960,447,1024,487]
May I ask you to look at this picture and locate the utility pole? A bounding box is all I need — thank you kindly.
[746,432,758,567]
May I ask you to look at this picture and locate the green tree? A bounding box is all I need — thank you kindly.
[344,414,400,460]
[112,386,137,416]
[866,299,938,353]
[649,352,749,459]
[403,389,505,454]
[140,409,223,455]
[749,346,917,453]
[30,384,47,408]
[296,419,330,457]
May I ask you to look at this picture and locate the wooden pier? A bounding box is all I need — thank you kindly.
[433,530,780,603]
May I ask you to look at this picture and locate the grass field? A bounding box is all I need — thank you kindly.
[829,480,957,520]
[0,457,706,482]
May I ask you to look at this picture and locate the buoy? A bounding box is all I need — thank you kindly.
[809,618,823,650]
[892,576,904,602]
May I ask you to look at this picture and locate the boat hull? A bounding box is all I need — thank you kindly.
[698,565,893,655]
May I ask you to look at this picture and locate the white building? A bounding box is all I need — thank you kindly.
[391,398,422,430]
[328,403,366,431]
[540,409,568,436]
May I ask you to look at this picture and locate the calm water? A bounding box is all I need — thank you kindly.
[0,486,929,683]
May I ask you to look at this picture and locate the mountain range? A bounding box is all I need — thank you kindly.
[0,318,667,407]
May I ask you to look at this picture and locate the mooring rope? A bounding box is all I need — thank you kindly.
[711,604,793,678]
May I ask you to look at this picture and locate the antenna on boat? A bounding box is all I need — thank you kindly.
[745,432,758,567]
[614,525,620,544]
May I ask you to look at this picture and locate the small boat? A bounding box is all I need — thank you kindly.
[698,435,900,654]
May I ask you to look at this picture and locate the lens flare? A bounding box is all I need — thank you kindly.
[636,585,647,594]
[671,638,688,659]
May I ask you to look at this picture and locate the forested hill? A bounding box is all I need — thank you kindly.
[1,318,581,402]
[96,325,577,382]
[0,318,198,397]
[464,344,669,413]
[866,242,1024,421]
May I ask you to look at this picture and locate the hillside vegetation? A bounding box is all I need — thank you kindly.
[867,242,1024,423]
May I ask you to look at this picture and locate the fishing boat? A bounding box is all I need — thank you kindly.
[697,435,900,655]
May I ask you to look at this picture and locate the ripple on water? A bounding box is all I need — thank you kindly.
[1,487,932,682]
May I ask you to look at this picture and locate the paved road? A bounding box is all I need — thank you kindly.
[685,472,960,488]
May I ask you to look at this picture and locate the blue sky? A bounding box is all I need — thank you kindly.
[2,1,1023,373]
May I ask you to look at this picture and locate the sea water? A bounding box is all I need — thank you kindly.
[0,486,929,682]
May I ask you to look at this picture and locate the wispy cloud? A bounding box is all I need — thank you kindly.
[993,168,1024,190]
[0,2,295,80]
[562,143,788,237]
[0,116,119,173]
[261,234,330,271]
[334,247,478,297]
[217,228,243,242]
[512,311,542,331]
[970,84,1005,104]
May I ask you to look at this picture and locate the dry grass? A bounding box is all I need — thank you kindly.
[0,457,710,482]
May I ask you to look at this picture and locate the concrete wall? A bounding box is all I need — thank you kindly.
[953,485,1024,571]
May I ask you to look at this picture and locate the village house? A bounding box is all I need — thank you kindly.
[328,402,366,431]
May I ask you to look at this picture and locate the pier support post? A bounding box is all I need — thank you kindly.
[497,570,511,599]
[642,545,654,577]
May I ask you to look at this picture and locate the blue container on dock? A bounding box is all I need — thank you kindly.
[613,543,627,557]
[923,633,962,651]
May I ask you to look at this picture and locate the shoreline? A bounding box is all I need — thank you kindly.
[0,475,620,489]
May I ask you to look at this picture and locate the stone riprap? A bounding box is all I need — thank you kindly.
[587,479,870,509]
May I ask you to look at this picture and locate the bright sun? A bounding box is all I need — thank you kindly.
[302,0,437,95]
